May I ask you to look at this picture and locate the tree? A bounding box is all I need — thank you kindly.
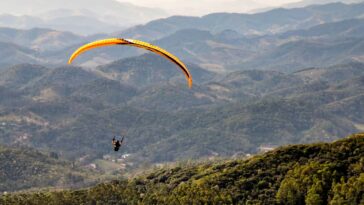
[276,178,304,205]
[305,181,324,205]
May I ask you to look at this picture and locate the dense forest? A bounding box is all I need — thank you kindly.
[1,133,362,204]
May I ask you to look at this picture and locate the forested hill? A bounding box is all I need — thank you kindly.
[0,145,97,192]
[2,134,363,204]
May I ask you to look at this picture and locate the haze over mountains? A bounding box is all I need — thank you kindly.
[0,1,364,196]
[0,0,168,35]
[284,0,363,7]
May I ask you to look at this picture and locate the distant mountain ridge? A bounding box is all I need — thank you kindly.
[0,27,83,51]
[0,0,168,35]
[279,18,364,39]
[0,42,43,68]
[1,2,364,70]
[120,2,364,40]
[284,0,364,8]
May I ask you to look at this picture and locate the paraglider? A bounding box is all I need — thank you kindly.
[68,38,193,88]
[68,39,193,152]
[112,136,125,152]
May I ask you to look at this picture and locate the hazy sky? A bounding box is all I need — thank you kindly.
[117,0,301,15]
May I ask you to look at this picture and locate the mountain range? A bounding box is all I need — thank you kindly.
[2,2,364,71]
[0,56,363,166]
[0,1,364,193]
[284,0,364,8]
[120,2,364,40]
[0,0,168,35]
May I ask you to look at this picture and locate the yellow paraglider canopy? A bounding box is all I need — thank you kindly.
[68,38,193,88]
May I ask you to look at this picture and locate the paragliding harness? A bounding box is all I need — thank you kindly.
[112,136,124,152]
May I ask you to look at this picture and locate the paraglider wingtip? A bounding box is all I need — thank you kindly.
[188,79,193,89]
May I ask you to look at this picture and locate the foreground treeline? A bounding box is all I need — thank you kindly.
[1,134,363,205]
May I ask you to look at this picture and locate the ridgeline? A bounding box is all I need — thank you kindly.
[1,134,363,204]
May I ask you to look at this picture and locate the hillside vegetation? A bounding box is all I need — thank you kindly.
[0,145,98,192]
[1,134,363,204]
